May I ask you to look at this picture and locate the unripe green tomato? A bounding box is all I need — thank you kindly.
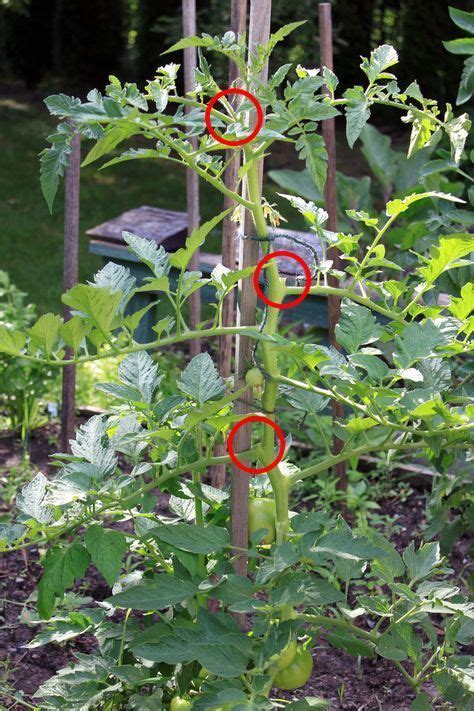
[273,647,313,690]
[248,498,276,544]
[245,367,264,388]
[170,697,192,711]
[277,639,297,670]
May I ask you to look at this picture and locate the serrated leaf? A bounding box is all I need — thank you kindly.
[117,351,163,404]
[38,544,90,619]
[281,387,329,414]
[123,231,170,277]
[82,123,140,167]
[150,522,229,554]
[361,45,398,83]
[335,300,383,353]
[70,415,117,477]
[419,233,474,286]
[91,262,136,311]
[0,325,26,355]
[84,525,127,586]
[39,121,75,212]
[16,473,53,524]
[344,87,371,148]
[403,541,441,583]
[295,132,327,194]
[394,320,446,369]
[108,574,197,610]
[28,313,63,356]
[62,284,122,335]
[169,209,231,271]
[386,191,463,217]
[177,352,225,404]
[59,316,89,353]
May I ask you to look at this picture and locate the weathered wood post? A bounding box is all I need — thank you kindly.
[319,2,347,493]
[211,0,248,489]
[60,131,81,453]
[231,0,272,579]
[183,0,201,357]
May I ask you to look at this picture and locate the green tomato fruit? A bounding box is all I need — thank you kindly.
[248,498,276,544]
[273,647,313,690]
[170,697,192,711]
[277,639,297,670]
[245,367,264,388]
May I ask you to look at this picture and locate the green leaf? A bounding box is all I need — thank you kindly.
[123,231,170,277]
[282,387,329,414]
[108,574,197,610]
[150,523,229,554]
[0,325,26,356]
[294,132,327,194]
[449,7,474,34]
[62,284,122,335]
[327,632,375,658]
[457,56,474,105]
[335,300,383,353]
[40,122,75,212]
[449,282,474,320]
[59,316,89,353]
[92,262,136,311]
[403,541,441,583]
[84,525,127,586]
[385,191,463,218]
[16,472,52,524]
[118,351,163,404]
[361,44,398,83]
[163,34,216,55]
[69,415,117,477]
[178,352,225,404]
[38,544,90,619]
[28,313,63,356]
[394,320,446,369]
[270,572,343,607]
[419,233,474,286]
[344,87,371,148]
[169,209,231,271]
[360,124,398,191]
[410,692,433,711]
[443,37,474,55]
[82,123,141,167]
[446,112,471,162]
[323,66,339,96]
[376,628,408,661]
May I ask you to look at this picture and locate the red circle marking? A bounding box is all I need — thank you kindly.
[227,415,285,476]
[205,88,264,147]
[253,250,312,310]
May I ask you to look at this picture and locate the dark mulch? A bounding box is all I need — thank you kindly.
[0,425,470,710]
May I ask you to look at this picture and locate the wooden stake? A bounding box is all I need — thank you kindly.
[211,0,248,489]
[231,0,272,579]
[60,130,81,453]
[319,2,347,493]
[183,0,201,357]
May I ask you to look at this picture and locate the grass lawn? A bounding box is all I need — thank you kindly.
[0,96,309,314]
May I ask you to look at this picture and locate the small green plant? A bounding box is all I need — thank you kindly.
[0,24,473,709]
[0,270,57,459]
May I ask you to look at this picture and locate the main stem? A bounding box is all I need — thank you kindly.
[246,151,290,545]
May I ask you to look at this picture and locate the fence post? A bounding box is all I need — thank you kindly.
[231,0,272,582]
[183,0,201,357]
[60,130,81,453]
[319,2,347,494]
[211,0,248,489]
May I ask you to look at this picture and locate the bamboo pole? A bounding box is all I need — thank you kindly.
[211,0,248,489]
[183,0,201,357]
[230,0,272,579]
[319,2,347,494]
[60,131,81,453]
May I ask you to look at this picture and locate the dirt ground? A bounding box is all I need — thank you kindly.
[0,424,471,710]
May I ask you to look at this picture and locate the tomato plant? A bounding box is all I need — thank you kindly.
[0,20,473,710]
